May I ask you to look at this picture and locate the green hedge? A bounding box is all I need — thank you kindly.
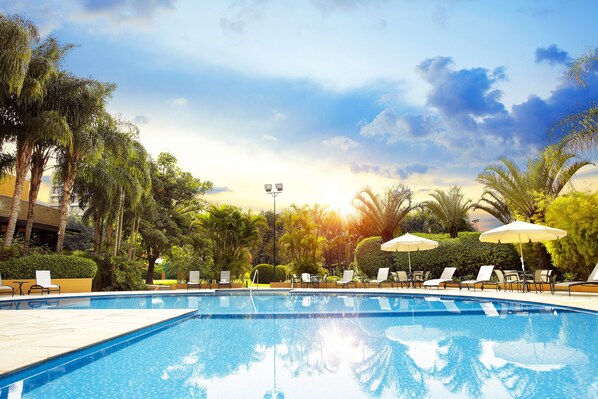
[0,254,98,279]
[355,236,395,278]
[391,233,520,279]
[250,264,286,284]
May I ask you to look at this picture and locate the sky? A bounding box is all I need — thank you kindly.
[2,0,597,229]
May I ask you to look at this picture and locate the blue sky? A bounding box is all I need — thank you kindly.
[3,0,597,226]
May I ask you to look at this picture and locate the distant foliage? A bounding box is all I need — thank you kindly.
[249,264,286,284]
[392,233,520,278]
[545,191,598,279]
[354,236,395,278]
[0,254,97,279]
[112,258,146,291]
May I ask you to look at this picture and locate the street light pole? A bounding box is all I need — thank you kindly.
[265,183,283,282]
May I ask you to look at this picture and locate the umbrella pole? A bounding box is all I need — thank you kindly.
[408,251,412,274]
[518,236,525,273]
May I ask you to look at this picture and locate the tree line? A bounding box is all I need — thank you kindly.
[1,14,596,287]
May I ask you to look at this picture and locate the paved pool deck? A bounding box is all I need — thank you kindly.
[0,288,596,377]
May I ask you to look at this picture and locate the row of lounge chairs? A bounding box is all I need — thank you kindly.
[0,271,61,296]
[186,270,231,289]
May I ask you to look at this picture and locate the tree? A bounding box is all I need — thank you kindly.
[424,186,472,238]
[351,184,415,242]
[1,38,71,247]
[139,153,212,284]
[53,77,116,252]
[544,191,598,279]
[556,48,598,155]
[278,204,328,274]
[195,204,266,279]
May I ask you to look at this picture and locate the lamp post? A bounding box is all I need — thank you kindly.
[472,219,479,231]
[265,183,283,282]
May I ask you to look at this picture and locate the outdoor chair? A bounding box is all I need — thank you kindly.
[301,273,312,288]
[336,270,357,288]
[555,263,598,296]
[218,271,232,288]
[28,270,60,295]
[291,274,302,288]
[411,271,430,288]
[480,269,507,291]
[459,265,495,291]
[531,269,555,294]
[0,273,14,296]
[368,267,390,288]
[187,271,201,289]
[423,267,457,289]
[393,271,411,288]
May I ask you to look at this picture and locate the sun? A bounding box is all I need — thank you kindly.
[326,196,356,222]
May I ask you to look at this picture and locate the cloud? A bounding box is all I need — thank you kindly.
[167,97,187,107]
[322,136,359,151]
[273,110,286,121]
[350,162,429,179]
[396,163,429,179]
[261,134,277,142]
[208,186,232,194]
[79,0,176,26]
[134,115,150,124]
[535,44,570,66]
[360,109,441,143]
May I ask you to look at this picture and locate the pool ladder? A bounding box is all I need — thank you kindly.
[251,269,259,290]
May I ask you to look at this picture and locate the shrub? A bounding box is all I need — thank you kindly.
[250,264,286,284]
[0,254,97,279]
[355,237,395,278]
[112,259,146,291]
[391,233,519,278]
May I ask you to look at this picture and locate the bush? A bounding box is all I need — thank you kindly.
[355,237,395,278]
[250,264,286,284]
[0,254,97,279]
[392,233,519,279]
[112,259,146,291]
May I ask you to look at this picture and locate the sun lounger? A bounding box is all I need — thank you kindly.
[393,271,411,288]
[28,270,60,295]
[336,270,357,288]
[187,271,201,289]
[423,267,456,289]
[368,267,390,288]
[0,273,14,296]
[218,271,232,288]
[459,265,495,291]
[555,263,598,296]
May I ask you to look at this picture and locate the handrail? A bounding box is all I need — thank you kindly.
[252,269,259,289]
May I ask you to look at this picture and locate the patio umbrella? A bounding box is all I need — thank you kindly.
[479,220,566,272]
[381,233,438,274]
[492,341,588,371]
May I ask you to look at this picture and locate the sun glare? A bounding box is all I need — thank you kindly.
[326,196,356,222]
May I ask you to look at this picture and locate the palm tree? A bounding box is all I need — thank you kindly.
[53,78,116,252]
[1,38,71,247]
[424,186,472,238]
[0,14,39,103]
[556,48,598,155]
[351,184,415,242]
[473,189,513,224]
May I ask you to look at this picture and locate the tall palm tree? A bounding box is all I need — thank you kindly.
[0,14,39,103]
[53,78,116,252]
[424,186,472,238]
[351,184,415,242]
[556,48,598,155]
[1,38,71,247]
[473,189,513,224]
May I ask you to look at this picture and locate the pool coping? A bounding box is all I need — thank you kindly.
[0,287,595,381]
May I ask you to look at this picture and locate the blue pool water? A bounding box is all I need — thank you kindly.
[0,292,596,399]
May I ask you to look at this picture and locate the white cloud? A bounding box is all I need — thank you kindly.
[273,110,286,121]
[261,134,277,142]
[167,97,187,107]
[322,136,359,151]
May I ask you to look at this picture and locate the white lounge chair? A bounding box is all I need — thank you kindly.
[423,267,456,289]
[0,273,14,296]
[459,265,495,291]
[218,271,231,288]
[301,273,312,288]
[28,270,60,295]
[369,267,390,288]
[336,270,356,288]
[187,271,201,289]
[555,263,598,296]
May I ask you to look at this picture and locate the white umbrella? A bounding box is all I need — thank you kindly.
[381,233,438,274]
[492,341,588,371]
[479,220,566,272]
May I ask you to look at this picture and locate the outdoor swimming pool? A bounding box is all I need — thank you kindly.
[1,292,596,398]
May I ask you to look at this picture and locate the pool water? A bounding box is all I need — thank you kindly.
[1,293,596,399]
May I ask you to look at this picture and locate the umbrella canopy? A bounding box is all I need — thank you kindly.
[492,341,588,371]
[479,220,566,272]
[381,233,438,273]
